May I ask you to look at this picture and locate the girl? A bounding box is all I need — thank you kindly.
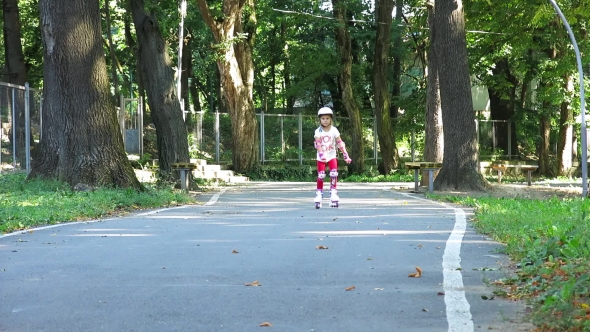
[314,107,352,208]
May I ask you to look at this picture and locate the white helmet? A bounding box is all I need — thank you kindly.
[318,107,333,117]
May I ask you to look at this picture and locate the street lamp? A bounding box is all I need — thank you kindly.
[548,0,588,197]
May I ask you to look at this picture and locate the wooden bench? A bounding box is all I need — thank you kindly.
[406,162,443,193]
[491,163,538,186]
[171,162,197,191]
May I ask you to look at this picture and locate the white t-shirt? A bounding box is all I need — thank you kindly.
[315,126,341,161]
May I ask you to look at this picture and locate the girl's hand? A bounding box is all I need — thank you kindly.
[343,153,352,164]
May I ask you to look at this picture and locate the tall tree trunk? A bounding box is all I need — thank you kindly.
[488,58,518,157]
[557,74,574,175]
[373,0,399,174]
[104,0,119,104]
[197,0,259,172]
[390,0,403,119]
[332,0,364,174]
[423,2,443,184]
[433,0,488,191]
[539,113,552,176]
[30,0,141,190]
[281,21,295,113]
[2,0,29,167]
[130,0,190,172]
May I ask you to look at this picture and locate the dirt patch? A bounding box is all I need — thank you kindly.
[431,182,584,200]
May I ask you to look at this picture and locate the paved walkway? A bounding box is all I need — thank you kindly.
[0,182,533,331]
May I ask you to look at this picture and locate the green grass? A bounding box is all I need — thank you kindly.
[0,173,195,234]
[431,194,590,331]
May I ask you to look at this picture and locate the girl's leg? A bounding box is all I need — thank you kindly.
[317,161,327,190]
[328,159,339,189]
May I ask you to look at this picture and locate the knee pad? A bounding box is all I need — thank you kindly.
[330,169,338,178]
[318,171,326,180]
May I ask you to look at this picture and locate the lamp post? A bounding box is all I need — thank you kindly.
[548,0,587,197]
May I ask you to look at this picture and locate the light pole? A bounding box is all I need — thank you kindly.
[548,0,587,197]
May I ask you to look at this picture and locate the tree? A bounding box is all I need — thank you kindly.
[29,0,141,190]
[433,0,488,191]
[2,0,29,166]
[423,1,443,183]
[332,0,364,174]
[196,0,259,172]
[130,0,190,173]
[373,0,399,174]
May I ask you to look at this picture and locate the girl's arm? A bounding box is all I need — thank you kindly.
[336,136,352,164]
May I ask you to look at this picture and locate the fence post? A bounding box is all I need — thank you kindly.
[118,95,125,145]
[280,115,284,161]
[25,83,31,172]
[373,116,378,165]
[507,121,512,160]
[139,97,144,157]
[215,109,220,164]
[298,112,303,165]
[260,111,265,164]
[11,88,16,169]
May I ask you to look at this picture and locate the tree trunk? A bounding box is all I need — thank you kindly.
[104,0,119,104]
[332,0,364,174]
[29,0,141,190]
[423,2,443,185]
[2,0,29,167]
[197,0,259,172]
[557,74,574,175]
[130,0,190,173]
[488,58,518,157]
[539,113,552,176]
[390,0,403,119]
[433,0,488,191]
[373,0,399,174]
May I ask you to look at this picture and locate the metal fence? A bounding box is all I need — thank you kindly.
[0,82,43,172]
[188,110,381,165]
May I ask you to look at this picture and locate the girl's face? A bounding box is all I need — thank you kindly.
[319,115,332,127]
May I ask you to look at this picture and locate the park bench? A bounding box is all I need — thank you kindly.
[491,163,538,186]
[405,162,443,193]
[171,162,197,191]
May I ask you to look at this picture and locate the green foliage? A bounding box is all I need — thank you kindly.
[434,194,590,330]
[0,173,194,234]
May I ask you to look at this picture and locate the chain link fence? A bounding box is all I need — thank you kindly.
[0,82,42,172]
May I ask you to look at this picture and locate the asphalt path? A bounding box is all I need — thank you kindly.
[0,182,533,332]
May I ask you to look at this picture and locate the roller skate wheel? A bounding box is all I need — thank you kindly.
[315,202,321,209]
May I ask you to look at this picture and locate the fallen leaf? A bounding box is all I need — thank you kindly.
[408,266,422,278]
[259,322,272,327]
[245,280,262,287]
[437,292,445,296]
[345,285,356,291]
[436,246,441,249]
[316,245,329,250]
[333,218,338,221]
[374,287,384,291]
[367,258,373,260]
[232,250,239,254]
[422,308,429,312]
[417,244,423,249]
[481,295,495,300]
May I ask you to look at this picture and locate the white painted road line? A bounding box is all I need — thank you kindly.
[400,193,473,331]
[444,208,474,332]
[204,188,226,206]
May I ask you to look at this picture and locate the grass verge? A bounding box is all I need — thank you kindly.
[0,173,195,234]
[430,194,590,331]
